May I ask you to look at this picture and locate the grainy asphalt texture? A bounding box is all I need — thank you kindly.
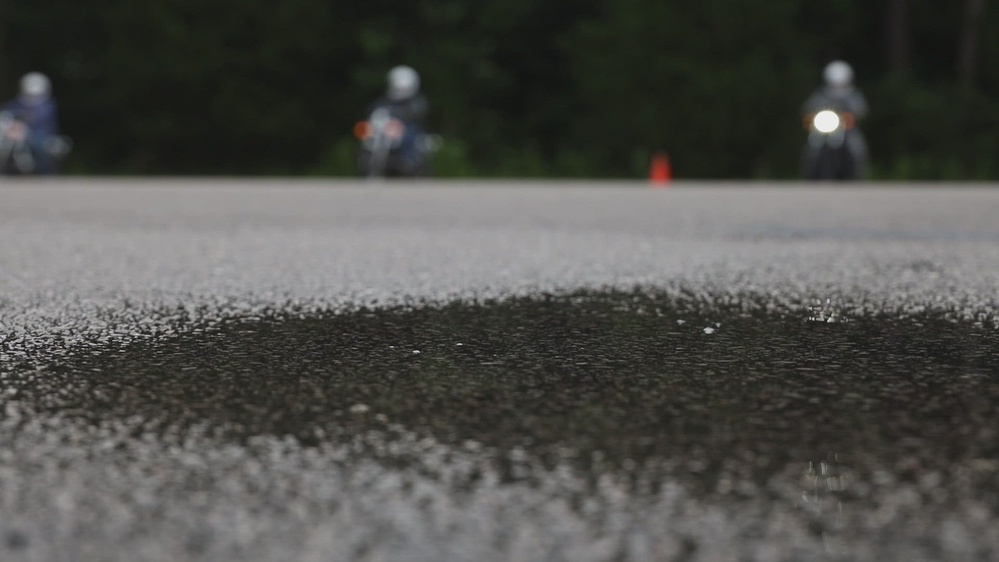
[1,179,998,562]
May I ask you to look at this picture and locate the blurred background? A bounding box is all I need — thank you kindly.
[1,0,997,179]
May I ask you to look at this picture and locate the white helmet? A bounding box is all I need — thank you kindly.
[823,61,853,88]
[20,72,51,99]
[387,65,420,101]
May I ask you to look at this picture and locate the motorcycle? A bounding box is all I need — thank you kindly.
[0,111,72,175]
[802,109,859,181]
[0,112,35,175]
[353,106,439,178]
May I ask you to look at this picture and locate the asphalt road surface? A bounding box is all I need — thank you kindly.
[1,179,998,562]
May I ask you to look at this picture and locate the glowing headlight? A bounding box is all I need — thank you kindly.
[384,119,405,141]
[813,110,841,134]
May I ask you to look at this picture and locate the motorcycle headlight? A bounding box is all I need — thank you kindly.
[813,110,841,134]
[4,123,25,142]
[384,119,405,141]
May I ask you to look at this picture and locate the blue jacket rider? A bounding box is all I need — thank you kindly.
[368,66,428,173]
[2,72,60,173]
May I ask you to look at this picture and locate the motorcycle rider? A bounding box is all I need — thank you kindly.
[365,65,429,175]
[802,61,869,179]
[1,72,61,174]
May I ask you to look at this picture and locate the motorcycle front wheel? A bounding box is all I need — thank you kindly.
[805,144,856,181]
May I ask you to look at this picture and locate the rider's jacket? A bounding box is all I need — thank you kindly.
[1,96,59,137]
[802,86,868,121]
[367,94,428,125]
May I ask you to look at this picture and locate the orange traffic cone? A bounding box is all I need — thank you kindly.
[649,151,671,186]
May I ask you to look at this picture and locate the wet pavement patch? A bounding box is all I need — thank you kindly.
[9,291,999,487]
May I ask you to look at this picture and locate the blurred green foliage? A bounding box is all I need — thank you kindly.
[2,0,997,179]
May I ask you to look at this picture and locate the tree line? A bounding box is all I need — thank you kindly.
[1,0,996,179]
